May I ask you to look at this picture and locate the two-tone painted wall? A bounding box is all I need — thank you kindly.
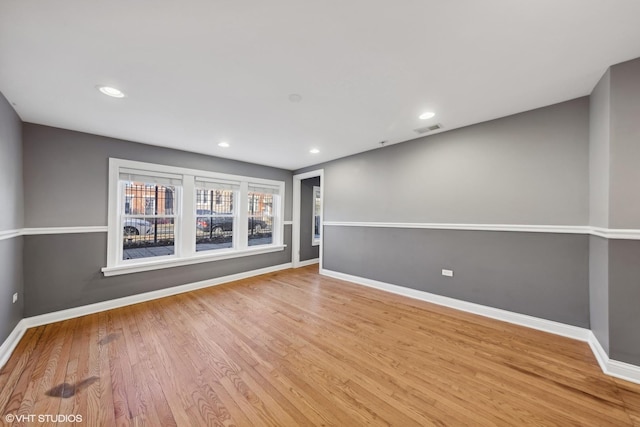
[298,97,591,327]
[20,124,293,317]
[0,92,24,345]
[589,57,640,366]
[295,57,640,367]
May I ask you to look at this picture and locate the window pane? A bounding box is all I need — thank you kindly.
[248,192,273,246]
[196,189,234,252]
[122,181,176,260]
[122,217,175,260]
[123,182,176,215]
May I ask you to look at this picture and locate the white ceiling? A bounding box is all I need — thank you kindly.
[1,1,640,170]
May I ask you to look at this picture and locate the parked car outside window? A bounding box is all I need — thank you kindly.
[123,218,154,236]
[196,210,267,235]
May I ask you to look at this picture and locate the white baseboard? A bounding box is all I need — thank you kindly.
[295,258,320,268]
[588,332,640,384]
[23,262,292,328]
[321,269,590,341]
[321,268,640,385]
[588,331,609,370]
[0,319,28,369]
[0,263,292,369]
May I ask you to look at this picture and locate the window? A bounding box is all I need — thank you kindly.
[104,159,285,276]
[195,178,239,253]
[248,184,278,247]
[122,181,177,261]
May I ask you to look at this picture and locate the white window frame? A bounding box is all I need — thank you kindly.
[103,158,286,277]
[194,180,239,253]
[121,180,180,261]
[247,183,279,247]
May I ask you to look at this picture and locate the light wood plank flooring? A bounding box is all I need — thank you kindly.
[2,265,640,426]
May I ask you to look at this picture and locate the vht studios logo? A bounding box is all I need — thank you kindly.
[5,414,83,423]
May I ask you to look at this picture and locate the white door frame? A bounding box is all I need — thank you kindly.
[292,169,324,268]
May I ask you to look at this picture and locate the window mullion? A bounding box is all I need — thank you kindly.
[277,183,285,245]
[115,180,125,264]
[237,182,249,250]
[181,175,196,257]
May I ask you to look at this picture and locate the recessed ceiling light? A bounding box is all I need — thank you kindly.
[310,148,320,154]
[218,141,230,148]
[289,93,302,103]
[419,111,435,120]
[97,86,125,98]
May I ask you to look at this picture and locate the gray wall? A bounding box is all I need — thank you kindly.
[0,93,23,232]
[586,57,640,366]
[609,239,640,365]
[588,70,611,353]
[23,231,291,316]
[603,57,640,365]
[588,69,610,229]
[298,98,591,327]
[0,91,24,343]
[609,58,640,229]
[302,98,589,225]
[0,238,23,339]
[589,236,609,352]
[325,227,589,326]
[22,123,293,316]
[23,124,293,227]
[300,177,320,262]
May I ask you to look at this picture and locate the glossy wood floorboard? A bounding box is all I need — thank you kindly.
[2,265,640,426]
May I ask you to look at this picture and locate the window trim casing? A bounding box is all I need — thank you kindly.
[103,158,286,277]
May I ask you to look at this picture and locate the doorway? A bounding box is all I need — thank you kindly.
[292,169,323,268]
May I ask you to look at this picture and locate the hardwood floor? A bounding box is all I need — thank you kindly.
[1,265,640,426]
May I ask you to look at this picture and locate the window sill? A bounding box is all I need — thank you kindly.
[102,244,287,277]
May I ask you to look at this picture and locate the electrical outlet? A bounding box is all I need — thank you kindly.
[442,269,454,277]
[13,293,18,303]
